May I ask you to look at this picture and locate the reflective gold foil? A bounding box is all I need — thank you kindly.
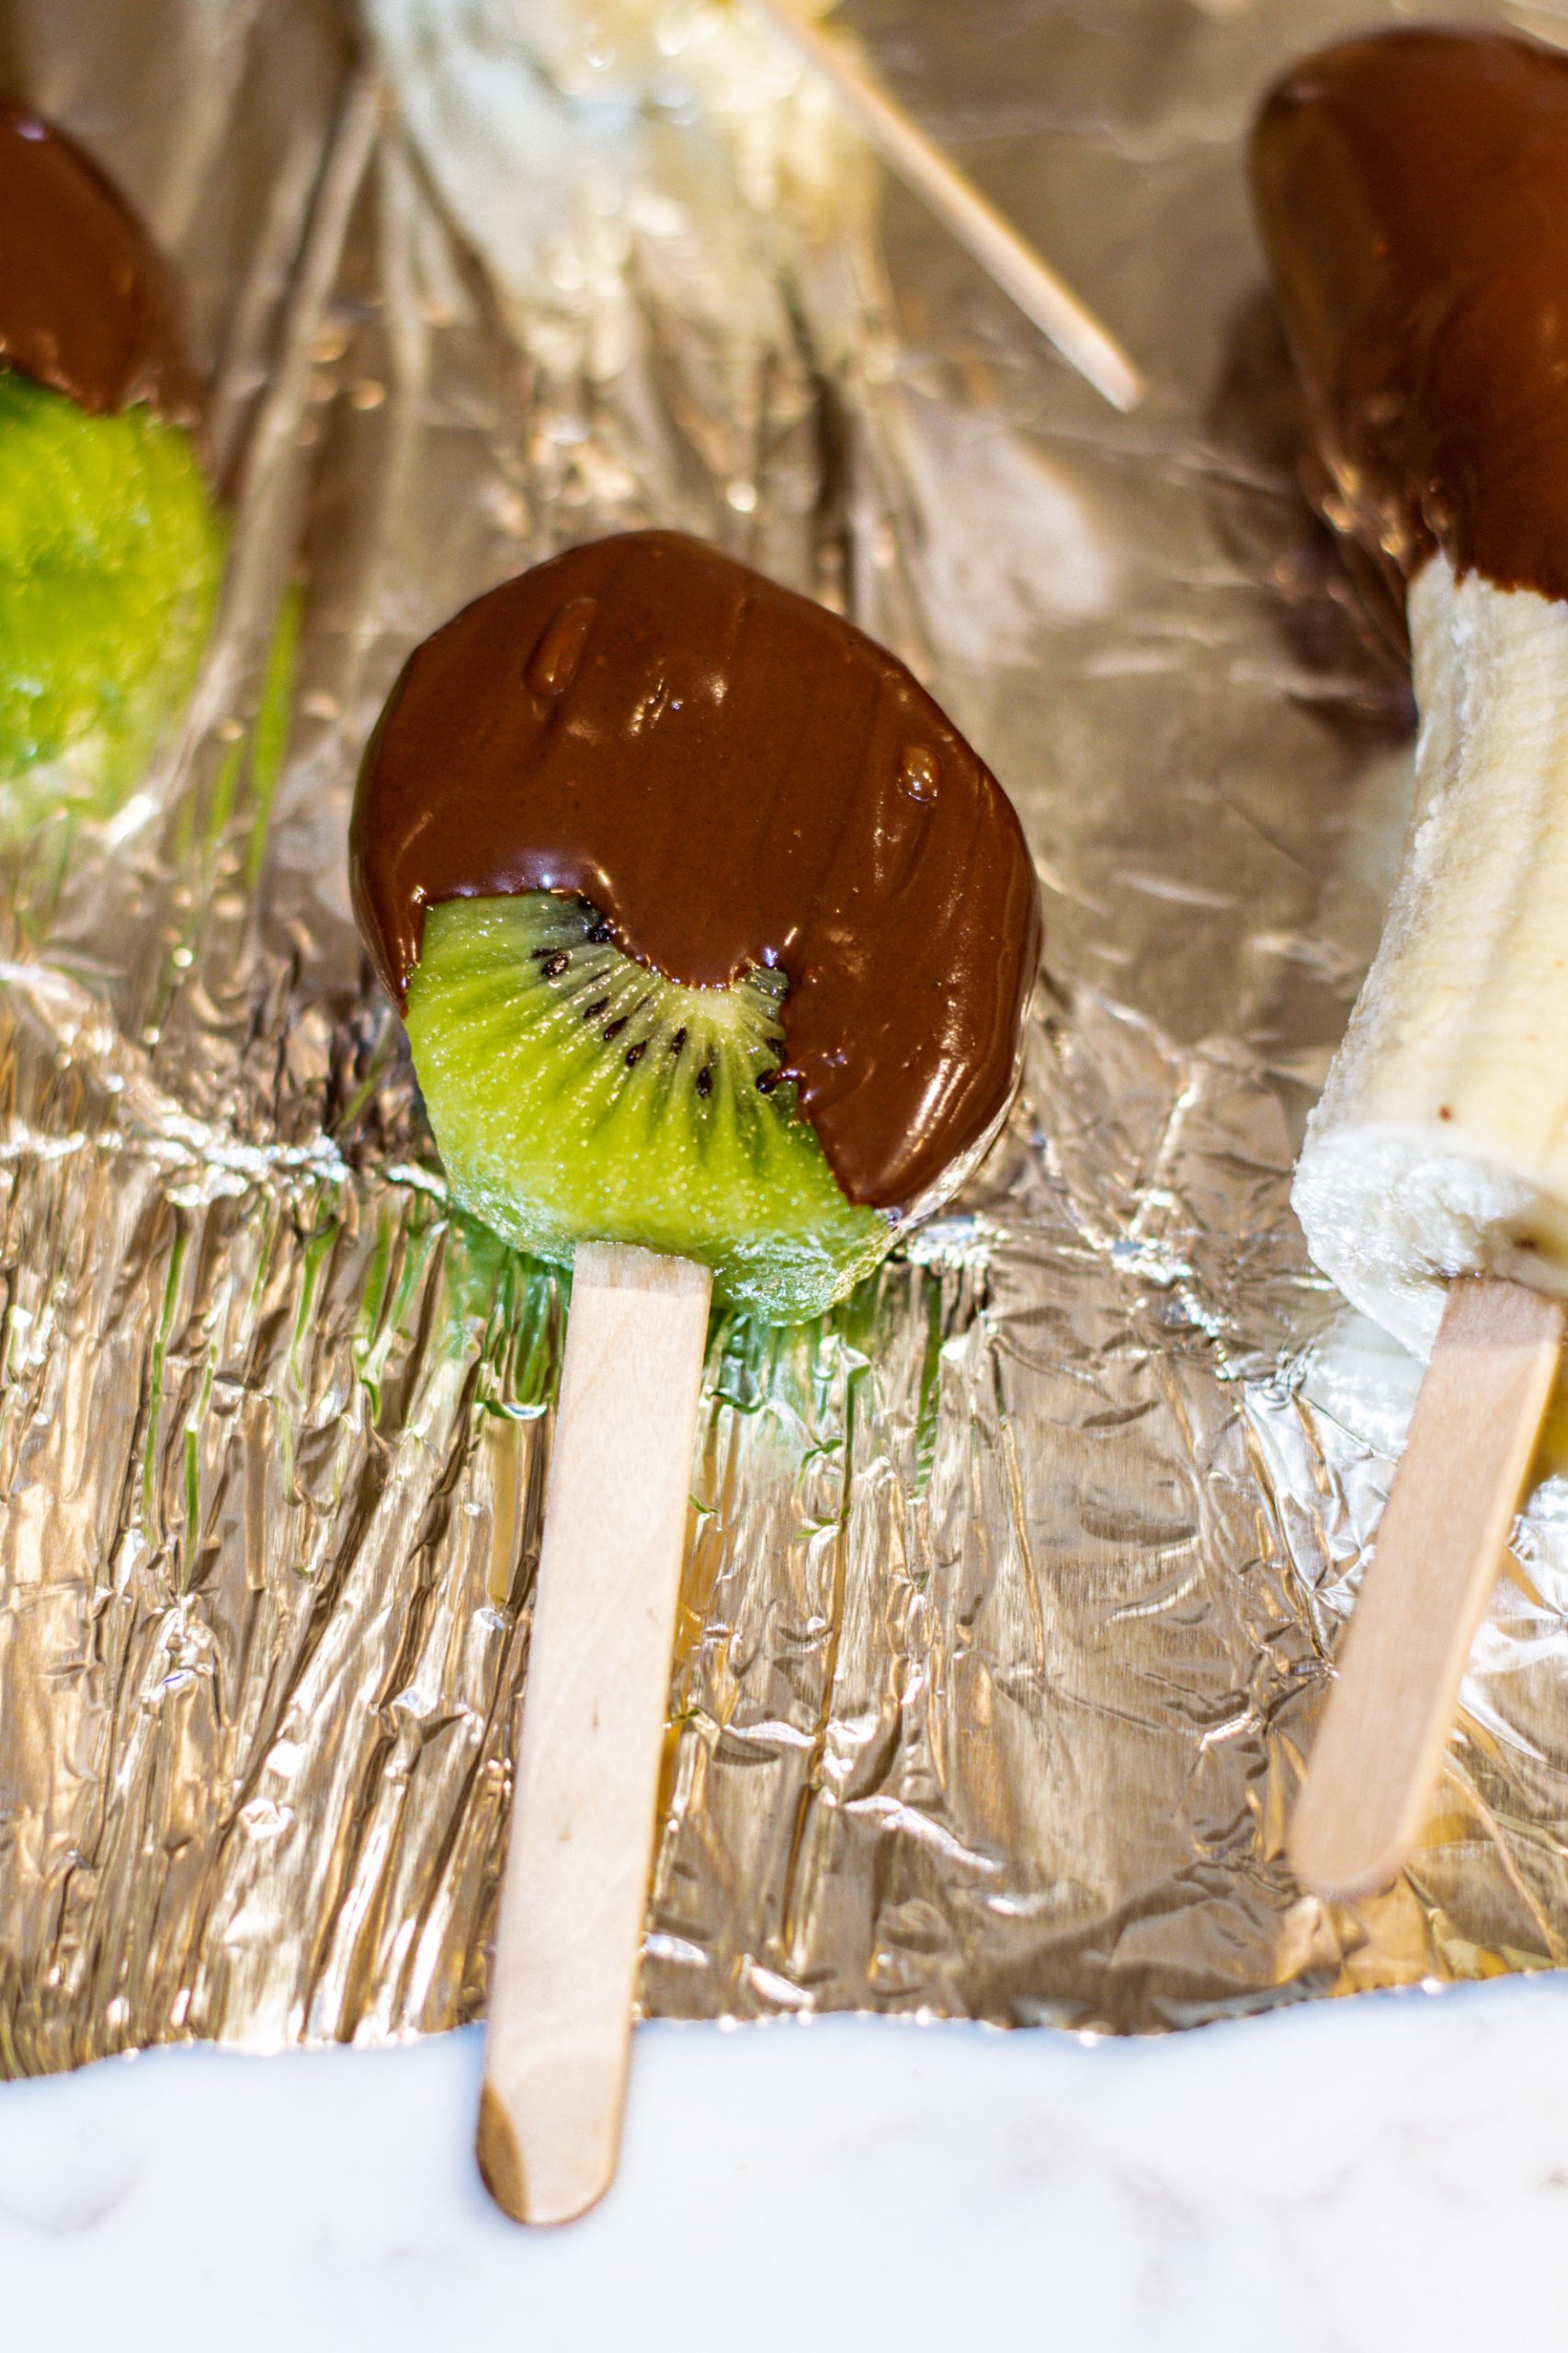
[2,0,1562,2076]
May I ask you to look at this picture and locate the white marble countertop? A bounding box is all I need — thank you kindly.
[5,1981,1565,2353]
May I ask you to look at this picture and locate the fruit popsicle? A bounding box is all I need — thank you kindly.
[0,106,222,827]
[351,529,1040,2218]
[1251,29,1568,1898]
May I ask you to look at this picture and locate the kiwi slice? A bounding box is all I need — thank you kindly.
[0,372,223,829]
[406,892,894,1322]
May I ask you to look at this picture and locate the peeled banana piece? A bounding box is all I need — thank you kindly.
[1293,554,1568,1355]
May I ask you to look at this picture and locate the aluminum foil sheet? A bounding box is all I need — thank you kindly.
[5,0,1568,2075]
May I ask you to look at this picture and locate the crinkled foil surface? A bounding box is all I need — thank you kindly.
[5,0,1568,2075]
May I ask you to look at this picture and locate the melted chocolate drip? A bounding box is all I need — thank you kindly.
[0,103,201,426]
[1252,29,1568,601]
[352,532,1041,1212]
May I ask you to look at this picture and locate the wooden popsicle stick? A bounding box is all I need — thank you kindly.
[748,0,1144,414]
[477,1240,712,2225]
[1290,1276,1564,1905]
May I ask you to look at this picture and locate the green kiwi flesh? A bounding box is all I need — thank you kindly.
[0,372,223,829]
[406,892,894,1322]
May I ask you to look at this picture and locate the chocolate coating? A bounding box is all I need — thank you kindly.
[1252,29,1568,601]
[0,102,201,426]
[352,532,1041,1212]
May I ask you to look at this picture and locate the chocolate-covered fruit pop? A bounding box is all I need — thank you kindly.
[1251,30,1568,1901]
[352,529,1040,2220]
[0,106,221,828]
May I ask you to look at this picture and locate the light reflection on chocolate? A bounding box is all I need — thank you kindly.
[899,745,940,804]
[352,531,1041,1211]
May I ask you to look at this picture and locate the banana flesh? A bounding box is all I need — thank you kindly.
[1293,553,1568,1355]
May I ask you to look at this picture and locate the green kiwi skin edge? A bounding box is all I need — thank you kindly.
[405,892,896,1324]
[0,372,223,830]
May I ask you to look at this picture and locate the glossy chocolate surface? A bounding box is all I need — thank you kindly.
[1252,29,1568,601]
[0,102,200,426]
[352,531,1041,1211]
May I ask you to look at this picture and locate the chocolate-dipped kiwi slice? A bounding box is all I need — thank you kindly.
[0,105,222,826]
[353,529,1041,1323]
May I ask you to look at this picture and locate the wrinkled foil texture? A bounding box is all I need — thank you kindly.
[4,0,1568,2075]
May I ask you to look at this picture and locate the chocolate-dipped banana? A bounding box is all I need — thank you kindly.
[1255,29,1568,1355]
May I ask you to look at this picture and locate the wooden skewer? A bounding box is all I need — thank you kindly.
[477,1240,712,2225]
[747,0,1144,414]
[1290,1276,1564,1905]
